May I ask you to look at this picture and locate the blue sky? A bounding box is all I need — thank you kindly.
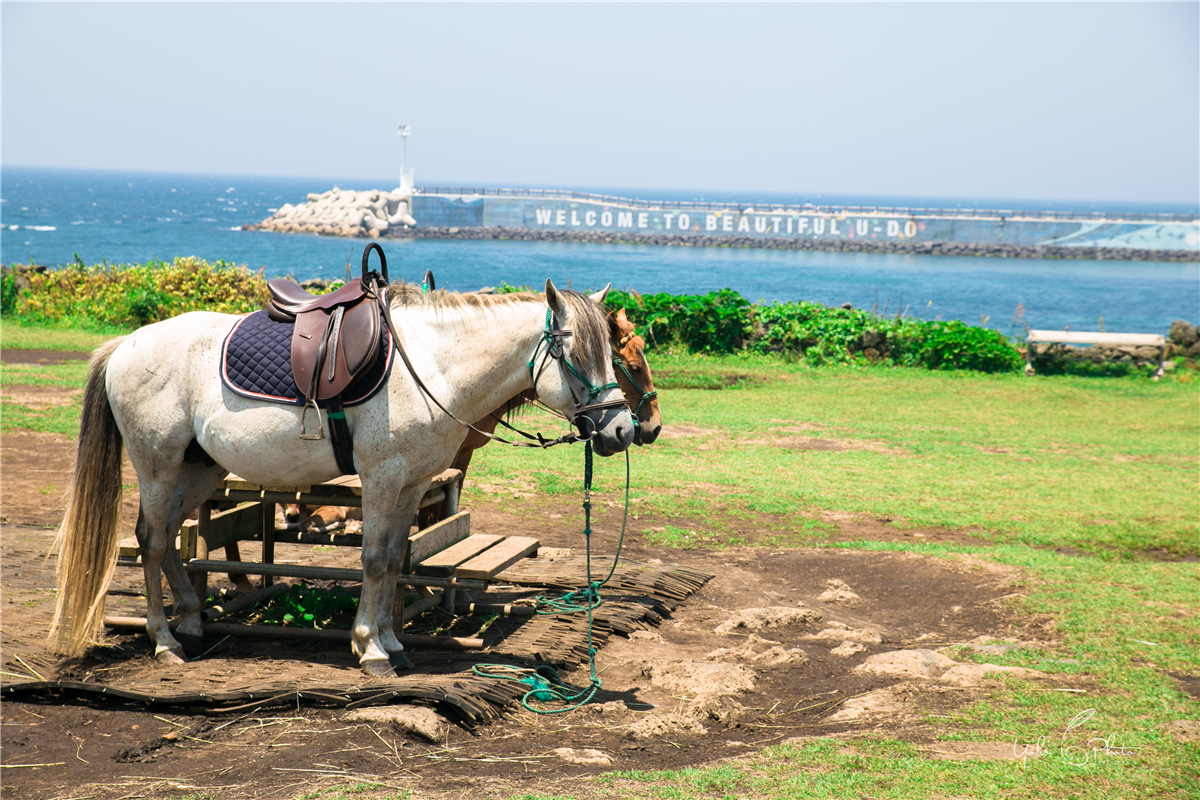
[3,2,1197,204]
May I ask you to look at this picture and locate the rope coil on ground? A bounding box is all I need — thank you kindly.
[474,441,631,714]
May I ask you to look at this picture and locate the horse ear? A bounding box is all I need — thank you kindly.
[589,283,611,304]
[545,279,567,317]
[616,308,629,324]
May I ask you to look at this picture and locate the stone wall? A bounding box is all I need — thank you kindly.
[1029,320,1199,373]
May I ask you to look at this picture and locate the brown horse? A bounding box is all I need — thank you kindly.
[282,304,662,535]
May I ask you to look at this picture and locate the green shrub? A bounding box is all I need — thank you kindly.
[0,273,18,316]
[608,288,752,353]
[903,319,1024,373]
[8,261,1025,375]
[9,257,269,329]
[606,289,1023,373]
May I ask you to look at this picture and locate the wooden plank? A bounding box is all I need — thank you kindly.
[415,534,502,577]
[224,475,313,494]
[182,502,262,552]
[455,536,540,580]
[103,616,484,650]
[182,559,488,590]
[406,512,471,571]
[1027,330,1164,347]
[272,530,364,547]
[323,474,362,488]
[428,469,463,489]
[218,489,362,505]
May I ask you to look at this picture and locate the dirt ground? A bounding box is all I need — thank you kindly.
[0,410,1077,799]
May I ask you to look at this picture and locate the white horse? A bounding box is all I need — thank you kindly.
[51,279,634,676]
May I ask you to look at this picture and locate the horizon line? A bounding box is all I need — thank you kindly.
[2,163,1197,212]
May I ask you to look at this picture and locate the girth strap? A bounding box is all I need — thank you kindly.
[325,397,355,475]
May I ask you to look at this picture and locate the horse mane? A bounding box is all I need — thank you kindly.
[387,283,610,379]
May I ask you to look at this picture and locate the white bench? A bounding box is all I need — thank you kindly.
[1025,330,1167,379]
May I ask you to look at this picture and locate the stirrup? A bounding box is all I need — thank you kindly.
[299,398,325,440]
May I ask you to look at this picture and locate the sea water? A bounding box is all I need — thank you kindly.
[2,166,1197,334]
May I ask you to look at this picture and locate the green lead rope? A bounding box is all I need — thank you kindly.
[473,441,631,714]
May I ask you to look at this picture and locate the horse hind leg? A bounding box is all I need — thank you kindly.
[134,503,188,664]
[138,461,228,662]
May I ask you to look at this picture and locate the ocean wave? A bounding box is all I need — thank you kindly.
[28,225,56,231]
[229,226,243,231]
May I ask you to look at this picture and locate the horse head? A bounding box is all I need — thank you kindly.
[607,305,662,445]
[540,279,635,457]
[586,284,662,446]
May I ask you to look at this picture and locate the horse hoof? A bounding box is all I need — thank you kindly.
[155,646,187,665]
[360,658,398,678]
[175,632,205,659]
[390,651,415,672]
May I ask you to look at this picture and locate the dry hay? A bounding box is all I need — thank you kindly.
[2,559,713,727]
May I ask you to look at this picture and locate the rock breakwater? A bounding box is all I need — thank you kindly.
[379,226,1198,262]
[247,188,416,237]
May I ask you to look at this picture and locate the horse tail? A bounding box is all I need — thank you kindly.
[50,337,127,657]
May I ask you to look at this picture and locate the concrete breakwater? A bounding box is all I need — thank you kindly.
[246,187,1200,261]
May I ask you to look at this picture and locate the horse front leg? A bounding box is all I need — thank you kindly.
[353,474,422,676]
[377,484,430,662]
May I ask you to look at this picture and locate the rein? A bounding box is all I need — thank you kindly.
[360,244,625,449]
[361,244,635,712]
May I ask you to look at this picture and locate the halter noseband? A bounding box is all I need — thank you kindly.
[529,308,628,438]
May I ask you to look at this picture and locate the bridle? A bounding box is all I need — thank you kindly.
[362,243,626,449]
[610,329,658,431]
[527,309,630,439]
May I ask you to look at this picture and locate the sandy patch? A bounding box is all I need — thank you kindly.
[2,384,83,410]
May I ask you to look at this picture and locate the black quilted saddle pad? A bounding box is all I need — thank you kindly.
[221,309,393,407]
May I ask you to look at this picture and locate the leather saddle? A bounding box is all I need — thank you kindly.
[267,278,381,404]
[256,244,394,474]
[264,245,394,458]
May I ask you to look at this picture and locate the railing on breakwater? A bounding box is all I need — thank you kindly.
[412,186,1198,224]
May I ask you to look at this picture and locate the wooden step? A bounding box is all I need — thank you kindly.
[415,534,503,577]
[405,512,470,572]
[455,536,540,580]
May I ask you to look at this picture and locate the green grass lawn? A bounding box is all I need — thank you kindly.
[3,322,1198,799]
[471,354,1199,558]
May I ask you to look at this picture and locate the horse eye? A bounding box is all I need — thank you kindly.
[630,364,641,372]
